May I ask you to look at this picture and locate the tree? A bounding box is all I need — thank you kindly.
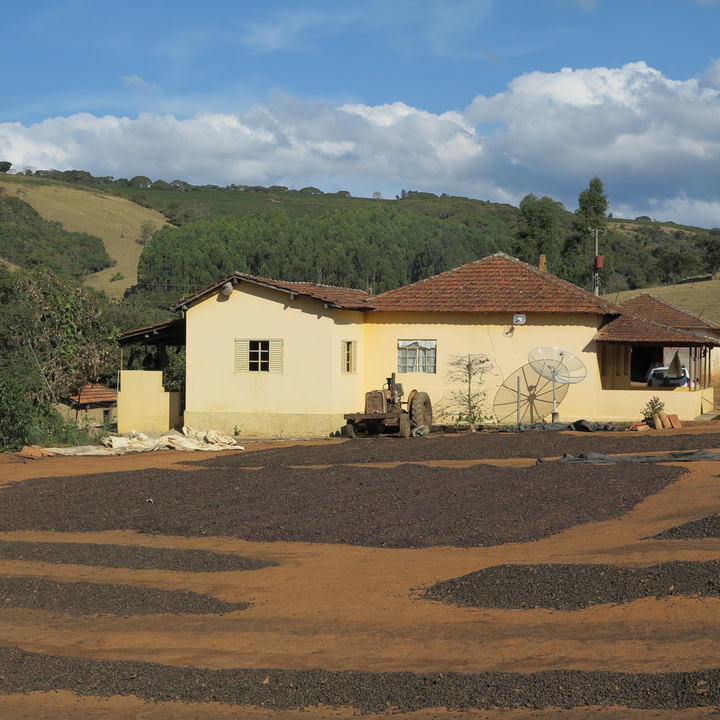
[0,370,34,450]
[0,162,11,173]
[515,194,563,271]
[561,177,610,287]
[441,353,494,431]
[697,234,720,275]
[137,220,157,246]
[574,176,609,234]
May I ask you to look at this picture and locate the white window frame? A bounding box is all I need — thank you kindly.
[341,340,357,374]
[397,340,437,374]
[235,339,283,373]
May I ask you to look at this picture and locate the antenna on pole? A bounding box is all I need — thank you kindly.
[590,227,605,296]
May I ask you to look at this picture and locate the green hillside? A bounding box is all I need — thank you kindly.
[604,275,720,326]
[0,174,169,298]
[4,169,718,307]
[0,184,112,279]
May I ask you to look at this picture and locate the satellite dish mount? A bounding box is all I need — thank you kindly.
[526,347,587,423]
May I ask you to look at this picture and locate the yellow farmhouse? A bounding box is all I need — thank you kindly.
[117,254,718,437]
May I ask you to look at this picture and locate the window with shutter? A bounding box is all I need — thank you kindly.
[235,339,283,373]
[341,340,357,374]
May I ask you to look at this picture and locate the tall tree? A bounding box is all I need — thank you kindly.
[562,177,610,287]
[515,194,563,271]
[574,176,609,234]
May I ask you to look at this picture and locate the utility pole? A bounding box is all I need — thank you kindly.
[590,227,605,296]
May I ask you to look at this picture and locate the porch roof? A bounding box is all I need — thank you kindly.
[117,318,186,347]
[594,313,720,346]
[619,293,720,332]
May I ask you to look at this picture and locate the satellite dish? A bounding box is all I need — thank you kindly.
[493,364,569,425]
[526,347,587,422]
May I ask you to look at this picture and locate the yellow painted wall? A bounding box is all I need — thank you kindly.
[160,286,713,438]
[593,386,711,422]
[117,371,181,433]
[183,282,365,437]
[363,311,602,424]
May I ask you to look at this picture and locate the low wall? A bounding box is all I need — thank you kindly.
[181,387,714,438]
[183,410,347,439]
[590,387,712,423]
[117,371,181,433]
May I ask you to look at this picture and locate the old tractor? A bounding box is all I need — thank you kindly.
[344,373,433,439]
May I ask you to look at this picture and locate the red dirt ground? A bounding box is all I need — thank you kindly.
[3,428,720,718]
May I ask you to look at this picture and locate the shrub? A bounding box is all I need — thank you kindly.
[641,396,665,424]
[0,371,34,451]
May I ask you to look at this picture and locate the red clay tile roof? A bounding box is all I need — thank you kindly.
[168,273,370,312]
[68,384,117,405]
[619,294,720,331]
[594,313,719,346]
[368,254,621,315]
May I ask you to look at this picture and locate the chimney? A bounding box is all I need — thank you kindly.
[539,254,547,272]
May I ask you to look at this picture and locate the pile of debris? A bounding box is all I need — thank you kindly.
[630,412,682,432]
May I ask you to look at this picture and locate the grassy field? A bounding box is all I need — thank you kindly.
[604,275,720,325]
[0,176,168,299]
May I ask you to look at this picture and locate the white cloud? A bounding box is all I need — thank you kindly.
[702,58,720,88]
[3,62,720,226]
[0,97,485,199]
[463,62,720,222]
[121,75,160,93]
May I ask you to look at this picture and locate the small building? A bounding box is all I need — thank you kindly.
[63,383,118,424]
[117,254,719,436]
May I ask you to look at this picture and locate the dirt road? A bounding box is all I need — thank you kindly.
[2,431,720,718]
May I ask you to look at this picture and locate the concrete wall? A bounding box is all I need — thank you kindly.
[183,282,366,437]
[117,371,181,433]
[592,386,712,422]
[363,311,602,424]
[168,284,714,438]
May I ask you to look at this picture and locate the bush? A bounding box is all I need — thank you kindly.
[31,403,111,448]
[641,396,665,424]
[0,371,34,451]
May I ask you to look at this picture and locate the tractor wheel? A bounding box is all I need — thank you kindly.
[346,421,356,439]
[410,392,433,429]
[399,413,411,439]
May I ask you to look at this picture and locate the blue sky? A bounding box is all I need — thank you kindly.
[3,0,720,225]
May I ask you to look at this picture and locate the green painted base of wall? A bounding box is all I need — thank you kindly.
[183,411,348,439]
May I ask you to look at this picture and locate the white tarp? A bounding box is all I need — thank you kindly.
[38,427,243,456]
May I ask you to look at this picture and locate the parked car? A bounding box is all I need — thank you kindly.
[646,366,689,387]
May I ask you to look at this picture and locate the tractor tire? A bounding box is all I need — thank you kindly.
[346,421,356,439]
[410,392,433,429]
[399,413,411,439]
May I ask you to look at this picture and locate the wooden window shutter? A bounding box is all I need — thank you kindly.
[269,340,283,373]
[341,340,357,373]
[235,340,249,373]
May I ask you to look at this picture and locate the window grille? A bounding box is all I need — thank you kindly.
[397,340,437,373]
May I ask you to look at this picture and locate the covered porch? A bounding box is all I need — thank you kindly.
[594,312,719,421]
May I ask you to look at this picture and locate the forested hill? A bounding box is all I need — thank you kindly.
[2,168,719,305]
[136,206,508,298]
[0,186,112,278]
